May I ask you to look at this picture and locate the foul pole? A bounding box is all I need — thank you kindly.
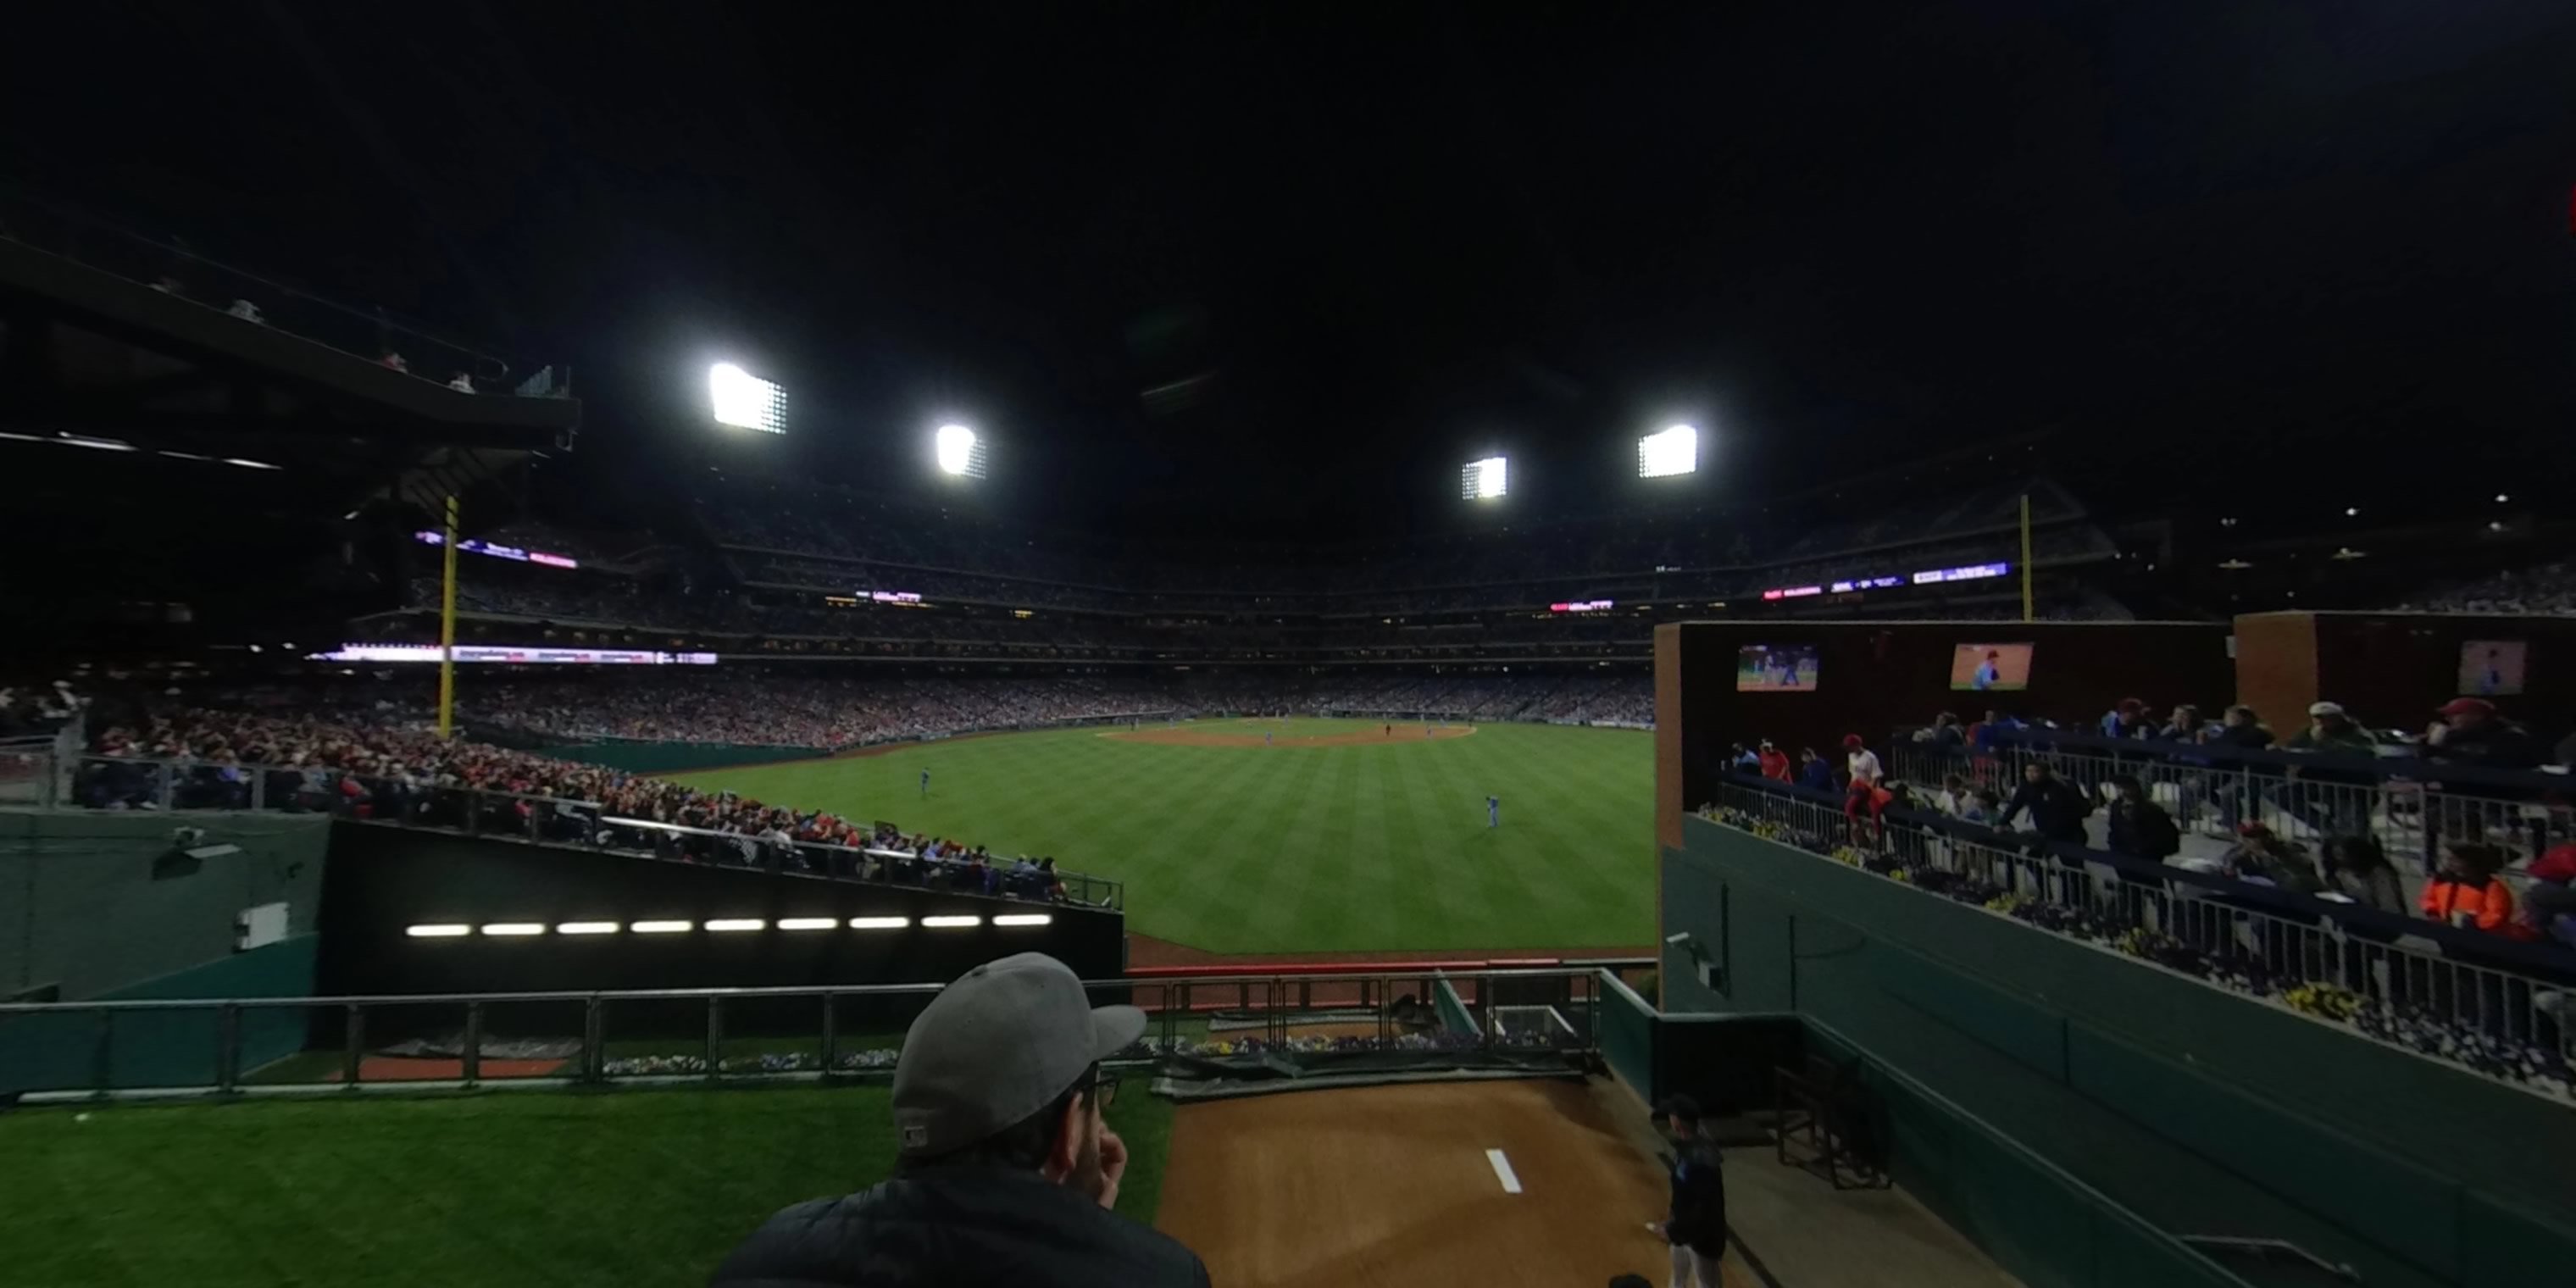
[438,495,459,738]
[2018,492,2035,623]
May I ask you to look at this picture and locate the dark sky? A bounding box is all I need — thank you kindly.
[9,3,2574,538]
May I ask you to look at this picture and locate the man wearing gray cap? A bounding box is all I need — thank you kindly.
[709,952,1210,1286]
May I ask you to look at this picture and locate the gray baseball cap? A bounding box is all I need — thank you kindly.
[892,952,1145,1158]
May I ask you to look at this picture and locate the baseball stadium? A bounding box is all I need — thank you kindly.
[8,10,2576,1288]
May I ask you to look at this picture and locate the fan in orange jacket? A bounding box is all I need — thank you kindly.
[2421,842,2534,941]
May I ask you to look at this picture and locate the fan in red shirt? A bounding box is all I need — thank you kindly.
[1757,739,1792,781]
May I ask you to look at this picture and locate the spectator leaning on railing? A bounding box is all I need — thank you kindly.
[1998,761,2090,847]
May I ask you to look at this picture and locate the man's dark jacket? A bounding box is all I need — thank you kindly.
[2107,797,2181,860]
[708,1165,1211,1288]
[2000,775,2092,843]
[1666,1137,1728,1254]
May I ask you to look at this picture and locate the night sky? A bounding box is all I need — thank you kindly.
[10,3,2573,538]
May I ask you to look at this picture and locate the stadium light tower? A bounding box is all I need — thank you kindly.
[1461,456,1507,500]
[1638,424,1698,478]
[708,364,786,433]
[935,424,989,479]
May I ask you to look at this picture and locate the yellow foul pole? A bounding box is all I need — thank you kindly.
[2018,492,2035,624]
[438,495,459,738]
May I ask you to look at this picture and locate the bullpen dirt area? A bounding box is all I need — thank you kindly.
[1156,1078,1742,1287]
[1105,724,1478,749]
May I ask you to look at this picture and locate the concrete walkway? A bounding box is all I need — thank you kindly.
[1592,1080,2021,1288]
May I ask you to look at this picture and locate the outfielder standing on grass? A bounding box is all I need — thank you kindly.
[1487,794,1501,828]
[1652,1095,1727,1288]
[919,767,930,798]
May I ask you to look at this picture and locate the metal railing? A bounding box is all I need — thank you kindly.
[0,967,1611,1101]
[47,749,1124,912]
[1711,778,2576,1102]
[0,734,56,805]
[1886,733,2573,879]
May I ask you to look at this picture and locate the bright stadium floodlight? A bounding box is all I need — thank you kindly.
[709,363,787,433]
[934,424,989,479]
[1639,425,1698,478]
[1461,456,1508,500]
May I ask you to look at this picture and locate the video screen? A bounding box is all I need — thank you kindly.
[2458,641,2526,697]
[1736,644,1819,692]
[1951,642,2035,691]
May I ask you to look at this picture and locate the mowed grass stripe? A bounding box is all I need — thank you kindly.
[1295,738,1387,947]
[1191,736,1331,947]
[678,722,1653,954]
[1108,736,1280,947]
[0,1085,1177,1288]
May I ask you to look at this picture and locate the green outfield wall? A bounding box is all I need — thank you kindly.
[1658,815,2575,1288]
[1,811,329,1094]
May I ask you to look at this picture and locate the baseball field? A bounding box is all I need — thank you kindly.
[0,719,1675,1286]
[674,717,1657,956]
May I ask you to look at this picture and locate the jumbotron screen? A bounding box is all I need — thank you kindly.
[1950,642,2035,691]
[1460,457,1507,500]
[2458,641,2526,697]
[1736,644,1819,692]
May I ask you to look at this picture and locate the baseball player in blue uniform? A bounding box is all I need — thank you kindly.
[919,768,930,798]
[1487,795,1501,828]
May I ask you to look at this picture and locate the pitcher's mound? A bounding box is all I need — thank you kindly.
[1107,725,1477,749]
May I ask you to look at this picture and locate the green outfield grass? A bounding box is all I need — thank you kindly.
[0,1085,1174,1288]
[675,718,1655,954]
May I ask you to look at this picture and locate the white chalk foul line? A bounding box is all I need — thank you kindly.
[1485,1147,1524,1194]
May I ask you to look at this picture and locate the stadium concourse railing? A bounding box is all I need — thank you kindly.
[36,749,1124,912]
[1886,727,2573,880]
[0,966,1629,1101]
[1709,774,2576,1103]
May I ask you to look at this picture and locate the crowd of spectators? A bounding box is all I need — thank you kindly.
[70,703,1088,903]
[0,680,86,739]
[450,675,1174,749]
[386,473,2152,672]
[1724,690,2576,954]
[1699,780,2576,1094]
[690,471,2114,614]
[2396,562,2576,618]
[406,555,2141,670]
